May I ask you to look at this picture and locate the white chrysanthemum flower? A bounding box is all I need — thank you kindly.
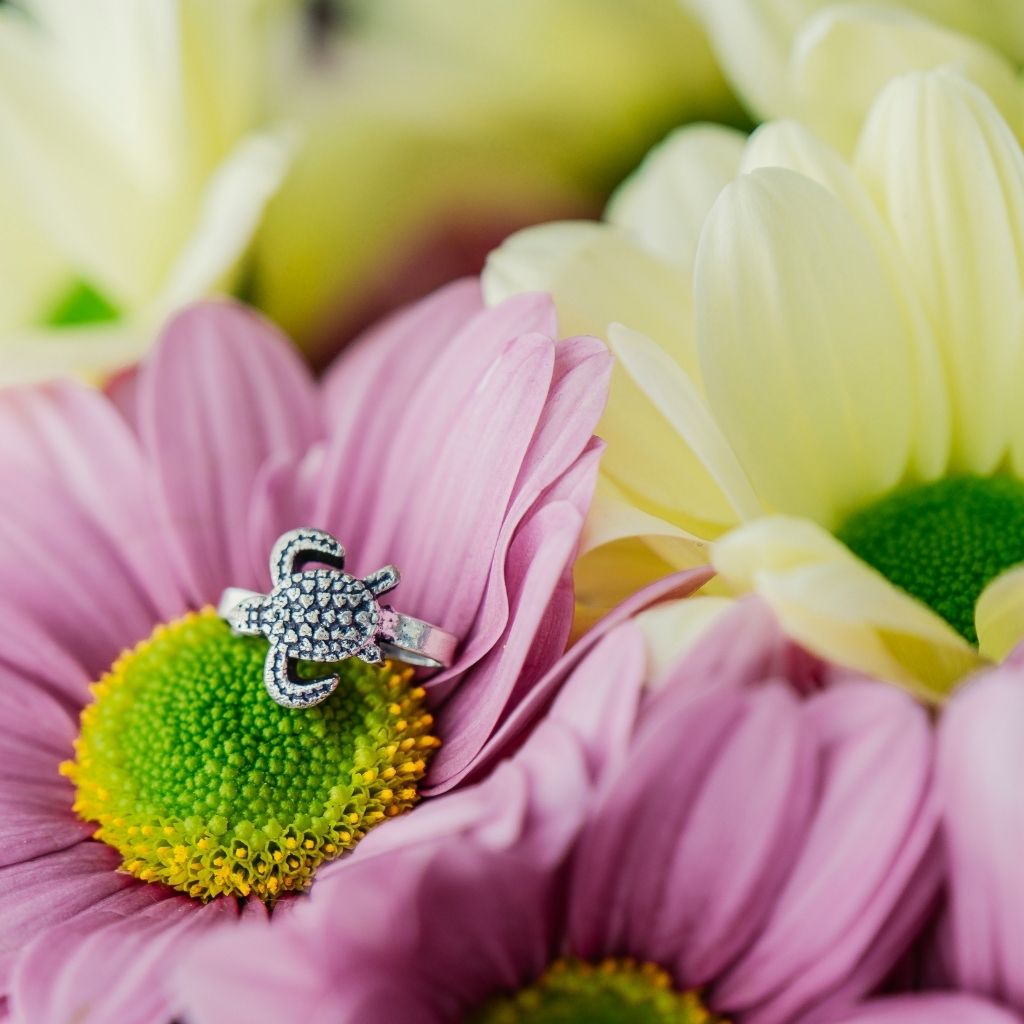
[486,68,1024,699]
[684,0,1024,153]
[0,0,295,384]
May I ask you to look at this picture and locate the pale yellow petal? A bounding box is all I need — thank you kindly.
[713,517,982,698]
[0,169,67,331]
[694,167,915,528]
[607,323,760,522]
[791,6,1021,154]
[687,0,809,118]
[580,475,709,558]
[607,123,746,276]
[740,120,951,480]
[0,13,168,305]
[156,127,295,313]
[600,353,740,538]
[856,70,1024,474]
[634,596,734,685]
[574,477,713,638]
[976,565,1024,661]
[0,320,148,387]
[483,221,698,374]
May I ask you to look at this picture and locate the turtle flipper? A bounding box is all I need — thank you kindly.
[363,565,400,597]
[263,644,339,709]
[270,528,346,585]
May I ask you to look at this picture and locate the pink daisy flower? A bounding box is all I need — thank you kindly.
[0,280,618,1022]
[831,996,1022,1024]
[936,646,1024,1014]
[177,601,942,1024]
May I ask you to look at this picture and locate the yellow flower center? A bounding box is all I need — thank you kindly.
[837,475,1024,643]
[469,958,726,1024]
[61,609,439,901]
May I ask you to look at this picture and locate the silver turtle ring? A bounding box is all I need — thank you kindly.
[218,528,458,709]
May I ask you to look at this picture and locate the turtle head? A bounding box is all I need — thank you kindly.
[218,588,269,638]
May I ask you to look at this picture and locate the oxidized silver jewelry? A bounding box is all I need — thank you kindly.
[218,528,458,709]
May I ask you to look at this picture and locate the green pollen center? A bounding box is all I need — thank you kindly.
[836,475,1024,644]
[45,279,120,327]
[62,610,438,901]
[469,959,726,1024]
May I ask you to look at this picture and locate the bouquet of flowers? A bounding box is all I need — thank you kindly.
[2,2,1023,1023]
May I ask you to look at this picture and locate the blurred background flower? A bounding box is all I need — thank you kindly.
[685,0,1024,151]
[0,0,740,385]
[247,0,742,362]
[0,0,296,384]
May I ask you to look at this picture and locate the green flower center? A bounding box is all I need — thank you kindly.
[836,475,1024,643]
[469,959,726,1024]
[45,279,120,327]
[61,609,438,902]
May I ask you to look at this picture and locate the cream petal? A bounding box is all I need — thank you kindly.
[574,477,712,637]
[607,123,746,276]
[791,6,1022,154]
[856,70,1024,474]
[976,565,1024,661]
[686,0,809,119]
[0,164,67,332]
[483,220,698,375]
[742,118,887,219]
[695,167,915,528]
[741,120,951,481]
[599,350,739,538]
[0,13,166,306]
[155,127,295,313]
[713,517,982,698]
[608,323,760,522]
[0,321,149,387]
[579,476,709,558]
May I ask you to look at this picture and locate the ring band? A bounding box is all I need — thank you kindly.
[217,528,458,709]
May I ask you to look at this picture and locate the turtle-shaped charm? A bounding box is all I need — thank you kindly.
[224,528,400,708]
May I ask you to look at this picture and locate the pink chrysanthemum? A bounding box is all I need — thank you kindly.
[0,280,615,1022]
[178,601,952,1024]
[936,645,1024,1016]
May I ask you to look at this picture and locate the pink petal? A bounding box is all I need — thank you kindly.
[10,889,254,1024]
[139,301,323,605]
[651,596,825,700]
[318,279,484,526]
[314,292,558,575]
[357,331,556,628]
[503,335,612,528]
[0,670,89,867]
[426,497,584,786]
[447,566,713,792]
[567,684,813,986]
[717,682,938,1024]
[543,621,648,782]
[939,662,1024,1010]
[0,843,135,990]
[0,383,185,681]
[825,995,1023,1024]
[175,917,366,1024]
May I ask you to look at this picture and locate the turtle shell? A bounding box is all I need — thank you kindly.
[261,570,380,662]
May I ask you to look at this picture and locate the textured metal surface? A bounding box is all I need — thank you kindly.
[219,528,457,708]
